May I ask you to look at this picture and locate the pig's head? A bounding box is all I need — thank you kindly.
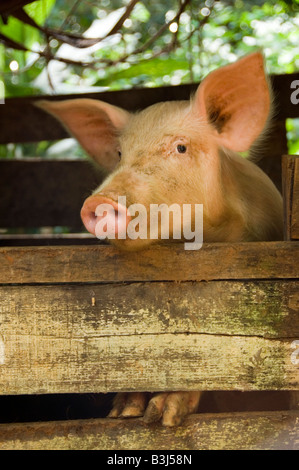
[38,52,271,250]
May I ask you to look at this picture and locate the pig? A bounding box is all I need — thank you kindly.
[37,52,284,426]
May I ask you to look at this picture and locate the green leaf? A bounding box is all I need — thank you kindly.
[0,17,39,49]
[0,1,55,50]
[288,140,299,155]
[131,3,151,23]
[24,0,56,26]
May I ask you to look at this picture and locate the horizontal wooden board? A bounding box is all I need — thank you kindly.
[0,73,298,144]
[0,241,298,284]
[0,281,298,395]
[0,411,298,450]
[0,159,104,229]
[0,281,298,339]
[0,332,297,394]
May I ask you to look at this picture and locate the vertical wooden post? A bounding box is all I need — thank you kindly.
[282,155,299,241]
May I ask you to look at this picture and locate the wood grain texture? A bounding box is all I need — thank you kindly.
[282,155,293,240]
[282,155,299,240]
[0,333,296,394]
[0,241,298,284]
[292,158,299,239]
[0,411,298,450]
[0,281,298,395]
[1,281,298,338]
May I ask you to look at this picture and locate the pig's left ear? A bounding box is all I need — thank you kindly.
[36,99,131,171]
[192,52,271,152]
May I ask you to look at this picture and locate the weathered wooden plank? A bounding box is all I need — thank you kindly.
[292,157,299,239]
[0,279,298,394]
[2,332,295,394]
[282,155,299,240]
[0,159,104,229]
[0,73,298,144]
[0,411,298,450]
[0,281,298,339]
[1,280,297,395]
[0,241,298,284]
[282,155,293,240]
[0,279,298,395]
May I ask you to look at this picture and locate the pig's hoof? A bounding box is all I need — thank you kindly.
[108,392,148,419]
[108,391,201,427]
[144,391,201,427]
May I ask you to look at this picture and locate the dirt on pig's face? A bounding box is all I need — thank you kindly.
[92,101,222,250]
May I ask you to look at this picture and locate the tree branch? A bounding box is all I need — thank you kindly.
[1,0,214,74]
[106,0,139,37]
[10,0,141,50]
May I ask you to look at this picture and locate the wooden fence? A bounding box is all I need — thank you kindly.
[0,74,298,449]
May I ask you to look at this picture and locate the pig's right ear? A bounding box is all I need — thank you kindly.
[35,99,131,171]
[191,52,271,152]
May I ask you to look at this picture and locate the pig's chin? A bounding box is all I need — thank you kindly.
[105,236,157,252]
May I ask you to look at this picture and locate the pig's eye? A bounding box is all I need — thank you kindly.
[177,144,187,154]
[118,150,122,160]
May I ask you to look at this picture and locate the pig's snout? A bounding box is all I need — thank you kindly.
[81,195,131,239]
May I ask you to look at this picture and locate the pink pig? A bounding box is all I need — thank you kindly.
[38,52,283,426]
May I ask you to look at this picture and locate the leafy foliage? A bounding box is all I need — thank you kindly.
[1,0,299,94]
[0,0,298,156]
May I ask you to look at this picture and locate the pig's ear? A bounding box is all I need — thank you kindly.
[36,99,131,171]
[192,52,271,152]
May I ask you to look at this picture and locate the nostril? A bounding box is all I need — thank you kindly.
[81,207,97,236]
[80,196,103,236]
[81,195,131,238]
